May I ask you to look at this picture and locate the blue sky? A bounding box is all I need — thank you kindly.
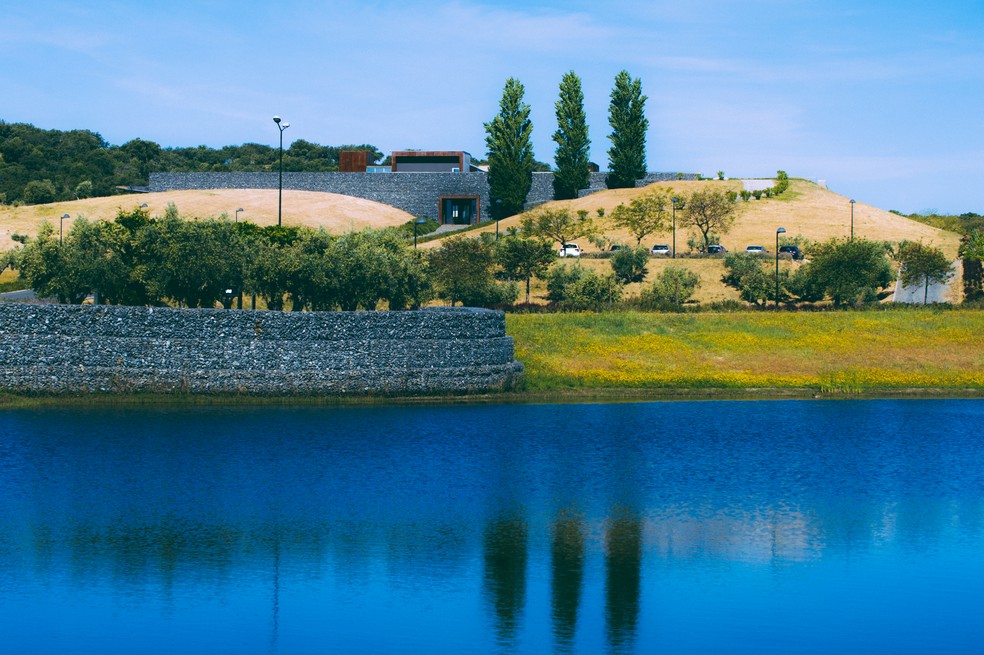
[2,0,982,213]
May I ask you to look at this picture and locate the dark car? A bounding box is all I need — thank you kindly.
[707,244,727,255]
[778,245,803,260]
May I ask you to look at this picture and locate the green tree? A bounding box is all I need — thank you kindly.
[485,78,535,219]
[610,189,671,245]
[896,241,954,304]
[639,266,701,309]
[520,207,595,250]
[496,236,556,303]
[74,180,93,199]
[960,230,984,301]
[17,222,90,303]
[552,71,591,201]
[684,188,742,252]
[22,179,57,205]
[610,246,650,284]
[429,236,517,307]
[606,70,648,189]
[721,252,777,305]
[563,271,623,310]
[796,238,895,306]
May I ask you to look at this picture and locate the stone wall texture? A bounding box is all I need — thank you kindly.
[0,303,523,396]
[149,171,695,221]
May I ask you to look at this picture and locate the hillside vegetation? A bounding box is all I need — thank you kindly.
[428,179,961,303]
[1,178,962,303]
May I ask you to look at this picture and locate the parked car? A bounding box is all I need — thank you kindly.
[651,244,672,256]
[778,245,803,260]
[559,243,582,258]
[745,245,767,256]
[609,244,629,252]
[707,244,727,255]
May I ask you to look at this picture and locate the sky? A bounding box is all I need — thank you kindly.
[2,0,983,214]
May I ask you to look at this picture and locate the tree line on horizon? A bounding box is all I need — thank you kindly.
[0,121,382,205]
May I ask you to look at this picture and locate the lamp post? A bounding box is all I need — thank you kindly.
[236,207,244,223]
[775,227,786,308]
[273,116,290,227]
[671,197,679,259]
[849,199,856,240]
[414,216,427,250]
[60,214,70,244]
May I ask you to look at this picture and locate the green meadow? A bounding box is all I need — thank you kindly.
[507,308,984,395]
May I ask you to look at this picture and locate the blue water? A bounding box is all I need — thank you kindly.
[1,400,982,654]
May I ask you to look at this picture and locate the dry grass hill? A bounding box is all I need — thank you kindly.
[0,179,961,302]
[0,189,414,251]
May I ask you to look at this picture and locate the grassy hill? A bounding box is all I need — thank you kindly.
[0,189,414,251]
[427,178,961,304]
[1,179,962,302]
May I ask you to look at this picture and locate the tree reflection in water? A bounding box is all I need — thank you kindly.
[551,510,585,653]
[482,513,529,646]
[605,510,642,653]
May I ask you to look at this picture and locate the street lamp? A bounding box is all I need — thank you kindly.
[60,214,70,244]
[236,207,244,223]
[671,197,679,259]
[273,116,290,227]
[849,199,856,240]
[414,216,427,250]
[775,227,786,308]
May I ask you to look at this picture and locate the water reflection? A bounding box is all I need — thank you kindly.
[550,510,585,653]
[483,513,529,646]
[605,511,643,653]
[0,401,982,654]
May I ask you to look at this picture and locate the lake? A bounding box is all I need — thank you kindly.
[1,400,982,654]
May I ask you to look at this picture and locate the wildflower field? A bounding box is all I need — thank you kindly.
[507,309,984,394]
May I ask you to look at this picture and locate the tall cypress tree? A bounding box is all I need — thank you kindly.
[552,71,591,200]
[485,77,535,219]
[607,70,649,189]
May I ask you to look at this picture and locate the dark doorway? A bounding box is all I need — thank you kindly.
[441,197,478,225]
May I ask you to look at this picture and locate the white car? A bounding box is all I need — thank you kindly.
[745,245,767,255]
[651,244,671,256]
[559,243,582,257]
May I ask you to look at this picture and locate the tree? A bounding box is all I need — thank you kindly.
[74,180,93,199]
[496,236,556,303]
[552,71,591,201]
[896,241,954,305]
[606,70,648,189]
[722,252,781,305]
[639,266,701,309]
[960,230,984,302]
[610,189,671,245]
[520,207,594,250]
[795,238,895,306]
[485,78,535,219]
[610,247,649,284]
[429,236,517,307]
[22,179,57,205]
[684,189,742,252]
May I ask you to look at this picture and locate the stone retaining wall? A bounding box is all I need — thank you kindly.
[0,303,523,395]
[149,171,694,221]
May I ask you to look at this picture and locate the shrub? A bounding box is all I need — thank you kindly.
[638,266,700,309]
[610,246,650,283]
[563,271,623,310]
[722,252,777,305]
